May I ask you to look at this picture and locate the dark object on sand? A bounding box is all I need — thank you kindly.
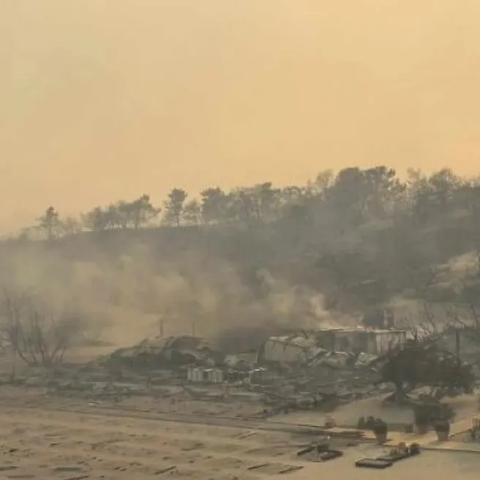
[357,442,420,468]
[414,404,431,434]
[434,420,450,441]
[404,423,414,433]
[355,458,393,469]
[373,419,388,444]
[377,451,410,463]
[365,416,377,429]
[319,449,343,461]
[357,416,366,429]
[297,445,316,456]
[409,442,421,454]
[377,448,419,463]
[298,445,343,462]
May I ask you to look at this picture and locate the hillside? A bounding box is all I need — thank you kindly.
[1,166,480,345]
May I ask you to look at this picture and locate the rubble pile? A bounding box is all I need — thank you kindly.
[100,331,382,383]
[257,333,381,387]
[100,335,223,370]
[86,324,478,417]
[5,320,476,432]
[90,329,396,413]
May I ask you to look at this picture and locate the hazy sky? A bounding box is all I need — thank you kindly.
[1,1,480,229]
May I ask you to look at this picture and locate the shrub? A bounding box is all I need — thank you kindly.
[434,420,450,432]
[373,419,388,435]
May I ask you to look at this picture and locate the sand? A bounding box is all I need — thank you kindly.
[0,385,478,479]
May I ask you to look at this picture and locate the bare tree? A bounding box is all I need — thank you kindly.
[0,288,86,366]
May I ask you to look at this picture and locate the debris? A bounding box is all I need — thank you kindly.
[258,335,320,364]
[410,443,421,454]
[52,466,84,472]
[314,351,351,369]
[154,466,176,475]
[101,336,222,370]
[325,415,336,428]
[355,352,378,368]
[224,353,256,370]
[377,449,418,463]
[298,441,344,463]
[356,458,393,469]
[204,369,224,383]
[317,450,343,462]
[187,367,205,383]
[356,442,421,469]
[278,466,304,474]
[297,446,316,456]
[247,463,269,470]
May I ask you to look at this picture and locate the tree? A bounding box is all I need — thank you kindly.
[128,194,160,229]
[408,168,462,225]
[249,182,281,223]
[306,170,334,198]
[325,167,369,225]
[36,206,60,240]
[163,188,188,226]
[58,216,83,237]
[82,195,160,231]
[116,195,160,229]
[221,183,281,227]
[0,288,86,366]
[229,188,255,226]
[200,187,229,224]
[326,166,403,224]
[82,206,112,231]
[363,166,405,217]
[462,184,480,268]
[183,199,202,225]
[7,165,480,321]
[378,340,475,403]
[428,168,462,210]
[280,186,306,205]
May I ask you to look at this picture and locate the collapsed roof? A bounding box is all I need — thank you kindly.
[102,335,222,370]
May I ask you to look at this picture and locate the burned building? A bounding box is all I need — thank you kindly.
[257,335,321,365]
[315,327,407,356]
[258,327,406,365]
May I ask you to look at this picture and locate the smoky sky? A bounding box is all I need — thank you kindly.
[1,0,480,229]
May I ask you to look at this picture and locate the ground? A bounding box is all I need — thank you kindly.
[0,386,478,479]
[0,347,478,479]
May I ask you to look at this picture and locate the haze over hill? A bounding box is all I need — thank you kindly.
[2,0,480,229]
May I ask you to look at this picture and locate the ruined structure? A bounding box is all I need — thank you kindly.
[315,327,406,356]
[257,327,407,365]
